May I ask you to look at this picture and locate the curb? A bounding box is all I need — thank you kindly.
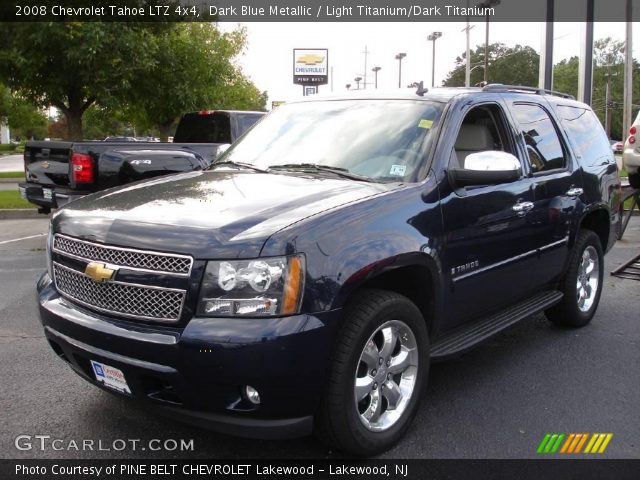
[0,209,46,220]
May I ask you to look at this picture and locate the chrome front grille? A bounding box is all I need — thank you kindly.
[53,262,185,322]
[53,234,192,275]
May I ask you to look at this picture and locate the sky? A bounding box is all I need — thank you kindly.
[220,21,640,106]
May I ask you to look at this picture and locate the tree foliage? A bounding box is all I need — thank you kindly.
[0,83,47,139]
[553,37,640,140]
[0,22,162,140]
[123,24,267,140]
[443,43,539,87]
[0,21,266,141]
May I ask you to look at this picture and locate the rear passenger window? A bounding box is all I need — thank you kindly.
[511,103,566,173]
[556,106,613,166]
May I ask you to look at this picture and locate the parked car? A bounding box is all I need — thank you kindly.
[610,140,623,153]
[19,110,265,213]
[622,110,640,188]
[37,85,621,456]
[104,136,137,142]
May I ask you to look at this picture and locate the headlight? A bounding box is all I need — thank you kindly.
[197,254,305,317]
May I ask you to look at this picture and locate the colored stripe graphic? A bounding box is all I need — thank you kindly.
[538,433,613,454]
[585,433,614,454]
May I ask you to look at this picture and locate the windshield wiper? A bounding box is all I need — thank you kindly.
[210,161,268,173]
[268,163,374,182]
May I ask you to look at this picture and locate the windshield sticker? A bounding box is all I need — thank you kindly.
[389,165,407,176]
[418,119,433,129]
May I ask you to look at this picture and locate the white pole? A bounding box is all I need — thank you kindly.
[622,0,633,137]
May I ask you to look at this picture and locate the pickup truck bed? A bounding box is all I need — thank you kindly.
[19,110,264,212]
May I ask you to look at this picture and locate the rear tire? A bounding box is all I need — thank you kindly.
[545,230,604,328]
[628,172,640,189]
[316,289,429,456]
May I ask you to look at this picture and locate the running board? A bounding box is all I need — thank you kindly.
[431,291,563,360]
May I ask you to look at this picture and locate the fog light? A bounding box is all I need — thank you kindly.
[244,385,261,405]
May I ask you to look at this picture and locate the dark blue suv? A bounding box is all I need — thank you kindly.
[37,85,621,456]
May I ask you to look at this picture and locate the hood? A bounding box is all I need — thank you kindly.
[53,169,396,258]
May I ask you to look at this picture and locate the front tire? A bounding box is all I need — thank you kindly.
[545,230,604,328]
[317,289,429,456]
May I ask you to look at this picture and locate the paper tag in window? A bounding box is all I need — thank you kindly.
[389,165,407,176]
[418,119,433,129]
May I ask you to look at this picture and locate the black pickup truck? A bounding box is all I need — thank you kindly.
[37,86,621,456]
[19,110,264,213]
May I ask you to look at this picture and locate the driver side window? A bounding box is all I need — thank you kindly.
[451,104,513,170]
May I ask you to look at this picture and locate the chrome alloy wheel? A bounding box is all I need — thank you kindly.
[354,320,419,432]
[577,245,600,313]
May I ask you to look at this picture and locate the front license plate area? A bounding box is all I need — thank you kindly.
[90,360,132,395]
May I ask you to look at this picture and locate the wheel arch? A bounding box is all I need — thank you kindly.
[334,253,444,337]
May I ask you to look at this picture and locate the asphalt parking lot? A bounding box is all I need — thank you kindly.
[1,217,638,459]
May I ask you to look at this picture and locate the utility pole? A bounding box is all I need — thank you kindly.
[362,46,369,89]
[427,32,442,88]
[462,23,475,87]
[476,0,500,83]
[623,0,633,138]
[395,53,406,89]
[372,66,381,89]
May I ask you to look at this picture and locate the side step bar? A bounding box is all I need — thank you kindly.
[431,291,563,360]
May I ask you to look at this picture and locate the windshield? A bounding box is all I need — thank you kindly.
[215,99,444,182]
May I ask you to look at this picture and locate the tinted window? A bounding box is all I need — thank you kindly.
[174,113,231,143]
[556,106,613,166]
[511,103,566,172]
[236,114,263,135]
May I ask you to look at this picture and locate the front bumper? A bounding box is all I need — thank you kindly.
[19,182,89,210]
[37,273,340,439]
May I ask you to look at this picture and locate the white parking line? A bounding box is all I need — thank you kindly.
[0,233,46,245]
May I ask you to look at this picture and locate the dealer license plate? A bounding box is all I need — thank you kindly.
[90,360,132,395]
[42,188,53,200]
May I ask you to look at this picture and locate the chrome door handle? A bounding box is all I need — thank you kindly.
[512,201,534,215]
[566,187,584,197]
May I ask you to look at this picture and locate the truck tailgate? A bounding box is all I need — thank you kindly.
[24,141,74,187]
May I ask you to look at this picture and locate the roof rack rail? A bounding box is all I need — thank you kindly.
[481,83,575,100]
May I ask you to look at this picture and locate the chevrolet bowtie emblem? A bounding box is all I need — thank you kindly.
[41,161,50,169]
[84,262,116,283]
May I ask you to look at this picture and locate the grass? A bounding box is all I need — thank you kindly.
[0,171,25,179]
[0,190,34,209]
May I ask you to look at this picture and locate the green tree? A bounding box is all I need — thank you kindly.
[553,38,640,140]
[0,22,163,140]
[0,84,47,139]
[124,24,267,140]
[443,43,539,87]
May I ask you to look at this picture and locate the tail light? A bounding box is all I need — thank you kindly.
[71,153,94,184]
[629,126,637,145]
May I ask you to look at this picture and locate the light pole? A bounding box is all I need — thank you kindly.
[395,53,406,89]
[372,66,381,89]
[427,32,442,88]
[476,0,500,83]
[354,77,362,90]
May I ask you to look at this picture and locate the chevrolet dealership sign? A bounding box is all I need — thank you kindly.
[293,48,328,85]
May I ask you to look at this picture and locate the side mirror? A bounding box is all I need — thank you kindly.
[450,151,521,187]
